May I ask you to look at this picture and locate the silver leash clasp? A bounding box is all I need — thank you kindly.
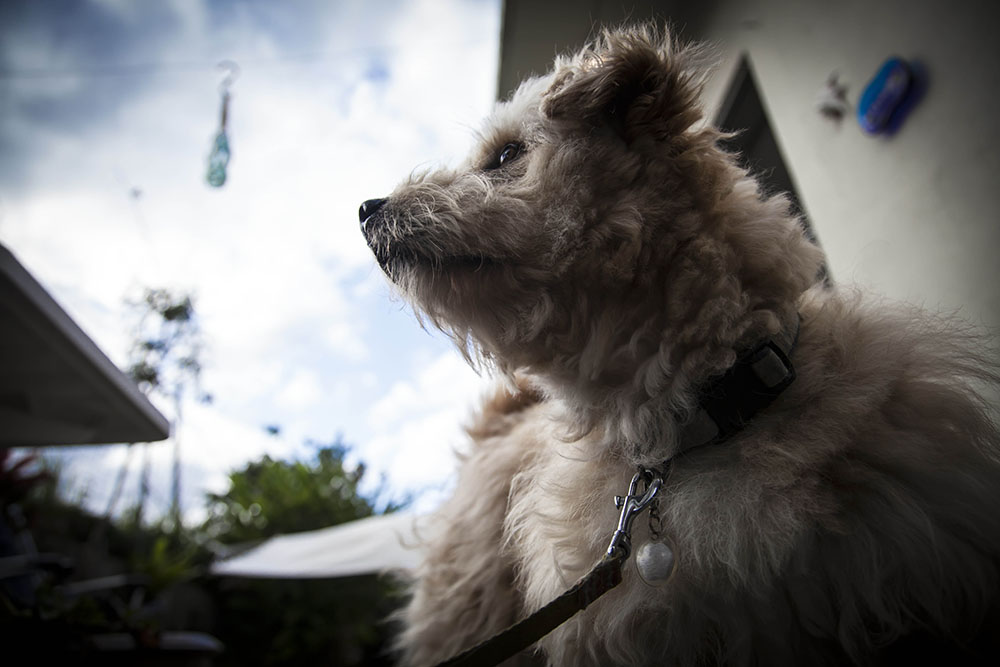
[606,469,662,560]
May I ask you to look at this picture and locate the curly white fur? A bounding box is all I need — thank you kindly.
[361,24,1000,666]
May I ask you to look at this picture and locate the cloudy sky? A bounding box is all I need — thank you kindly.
[0,0,502,521]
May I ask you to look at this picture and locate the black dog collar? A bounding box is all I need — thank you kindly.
[677,316,800,454]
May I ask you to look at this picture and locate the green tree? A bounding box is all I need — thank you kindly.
[202,441,404,667]
[202,442,382,544]
[107,287,210,529]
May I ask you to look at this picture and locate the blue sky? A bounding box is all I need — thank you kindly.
[0,0,502,521]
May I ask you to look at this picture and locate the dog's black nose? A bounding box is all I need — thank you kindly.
[359,198,387,224]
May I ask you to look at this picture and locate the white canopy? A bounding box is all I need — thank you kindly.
[211,512,430,579]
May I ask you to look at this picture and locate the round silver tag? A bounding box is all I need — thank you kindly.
[636,540,676,586]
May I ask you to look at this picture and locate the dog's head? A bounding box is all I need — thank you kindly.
[361,25,822,407]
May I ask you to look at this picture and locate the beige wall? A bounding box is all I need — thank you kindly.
[696,0,1000,331]
[499,0,1000,330]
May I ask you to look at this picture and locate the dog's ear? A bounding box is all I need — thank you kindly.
[541,26,704,142]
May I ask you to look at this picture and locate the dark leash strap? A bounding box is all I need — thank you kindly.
[436,553,626,667]
[435,471,661,667]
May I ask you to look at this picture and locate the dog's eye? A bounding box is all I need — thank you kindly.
[486,142,524,170]
[498,142,522,166]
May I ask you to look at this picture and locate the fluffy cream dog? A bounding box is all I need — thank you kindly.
[360,25,1000,666]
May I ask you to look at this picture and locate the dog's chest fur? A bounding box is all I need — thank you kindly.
[422,297,1000,666]
[500,398,814,664]
[503,408,626,605]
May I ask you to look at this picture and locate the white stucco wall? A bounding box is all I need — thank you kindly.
[694,0,1000,330]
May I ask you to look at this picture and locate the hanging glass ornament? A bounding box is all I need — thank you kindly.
[206,124,230,188]
[207,61,238,188]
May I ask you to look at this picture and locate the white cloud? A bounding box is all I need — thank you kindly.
[180,399,304,472]
[274,368,324,411]
[2,0,503,524]
[367,352,486,430]
[359,351,492,507]
[325,320,369,360]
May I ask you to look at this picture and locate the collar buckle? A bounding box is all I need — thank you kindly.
[678,318,800,454]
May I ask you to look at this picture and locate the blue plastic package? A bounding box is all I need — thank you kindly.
[858,57,917,135]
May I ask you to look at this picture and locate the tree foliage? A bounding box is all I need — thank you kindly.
[108,287,211,529]
[202,441,379,544]
[126,288,208,403]
[5,442,404,665]
[202,441,404,667]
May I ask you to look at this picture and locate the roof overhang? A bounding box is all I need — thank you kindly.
[1,244,170,447]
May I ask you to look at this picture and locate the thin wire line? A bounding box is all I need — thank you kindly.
[0,39,486,81]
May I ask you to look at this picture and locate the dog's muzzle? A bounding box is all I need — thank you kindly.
[359,196,492,277]
[359,197,402,273]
